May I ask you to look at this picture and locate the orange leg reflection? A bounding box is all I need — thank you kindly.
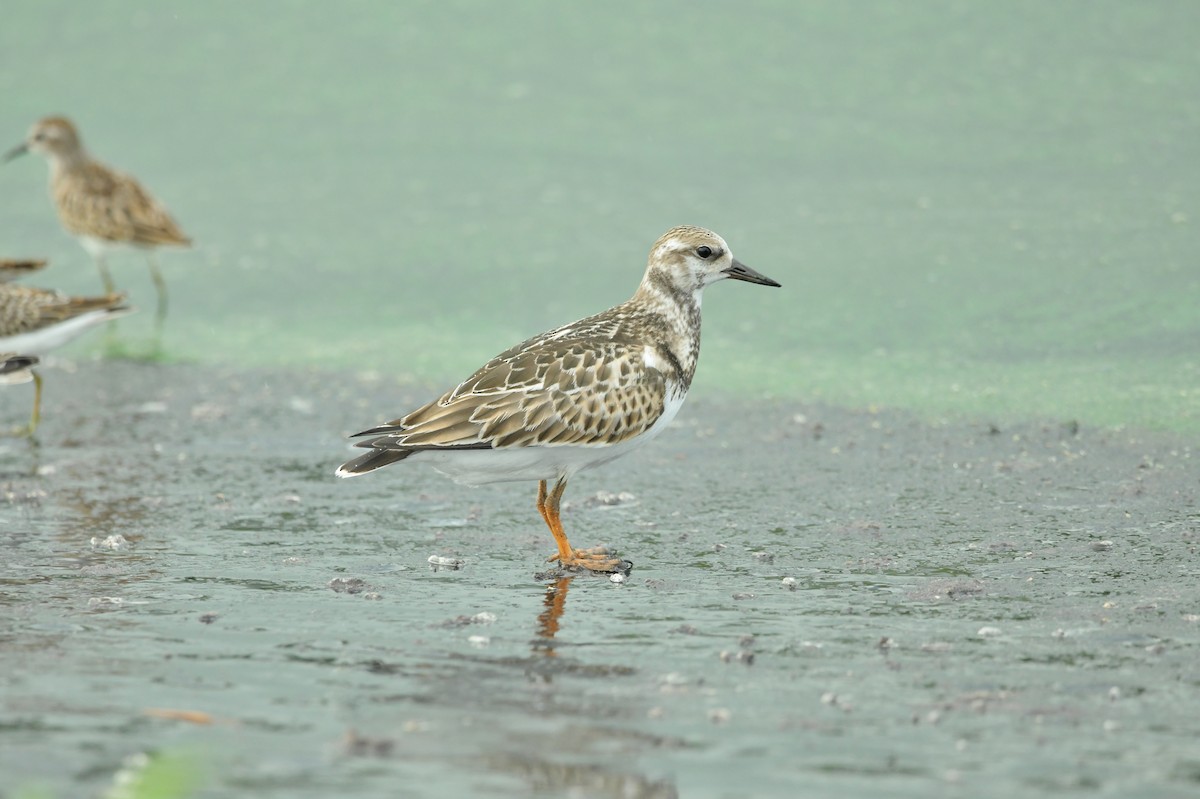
[534,575,573,657]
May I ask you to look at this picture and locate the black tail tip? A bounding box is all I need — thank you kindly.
[336,447,412,477]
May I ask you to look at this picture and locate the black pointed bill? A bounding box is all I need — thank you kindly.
[723,258,781,287]
[2,142,28,163]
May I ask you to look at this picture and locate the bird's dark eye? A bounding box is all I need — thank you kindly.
[33,132,45,141]
[696,246,713,259]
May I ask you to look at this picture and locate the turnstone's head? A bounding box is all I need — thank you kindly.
[645,225,780,295]
[4,117,83,163]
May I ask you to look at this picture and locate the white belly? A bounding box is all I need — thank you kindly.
[79,236,121,257]
[416,388,689,486]
[78,236,160,257]
[0,308,132,355]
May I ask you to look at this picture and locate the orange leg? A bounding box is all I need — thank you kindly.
[536,479,553,531]
[537,477,625,573]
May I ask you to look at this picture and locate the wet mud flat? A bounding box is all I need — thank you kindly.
[1,360,1198,798]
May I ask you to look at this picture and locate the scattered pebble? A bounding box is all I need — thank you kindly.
[1102,719,1120,733]
[731,592,755,601]
[609,573,626,584]
[1108,686,1121,702]
[87,597,124,609]
[718,650,755,665]
[189,402,227,421]
[1091,540,1114,551]
[136,401,168,414]
[363,592,383,601]
[287,396,315,415]
[467,635,490,648]
[328,577,368,594]
[707,708,732,725]
[565,490,638,510]
[424,518,469,529]
[91,534,130,551]
[428,555,464,570]
[818,691,854,712]
[198,613,218,625]
[342,729,395,758]
[436,612,496,628]
[752,551,774,563]
[2,486,46,504]
[781,577,797,590]
[976,626,1003,638]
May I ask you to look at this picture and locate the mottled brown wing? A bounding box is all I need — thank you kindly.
[354,332,668,451]
[0,285,48,333]
[0,284,127,334]
[55,162,190,246]
[36,291,128,325]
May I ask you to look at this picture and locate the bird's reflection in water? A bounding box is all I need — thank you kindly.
[532,575,573,657]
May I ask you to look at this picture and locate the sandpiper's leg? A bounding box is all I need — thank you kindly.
[147,253,168,331]
[539,477,625,573]
[95,255,123,353]
[27,370,42,436]
[96,254,115,293]
[7,370,42,437]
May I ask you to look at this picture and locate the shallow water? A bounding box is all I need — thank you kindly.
[2,362,1198,797]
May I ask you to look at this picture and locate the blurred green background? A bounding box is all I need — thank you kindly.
[2,1,1197,430]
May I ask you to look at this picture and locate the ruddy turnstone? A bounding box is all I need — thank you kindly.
[337,225,780,573]
[4,117,190,328]
[0,283,132,435]
[0,353,40,436]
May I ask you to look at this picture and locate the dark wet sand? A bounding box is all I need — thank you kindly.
[2,360,1197,798]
